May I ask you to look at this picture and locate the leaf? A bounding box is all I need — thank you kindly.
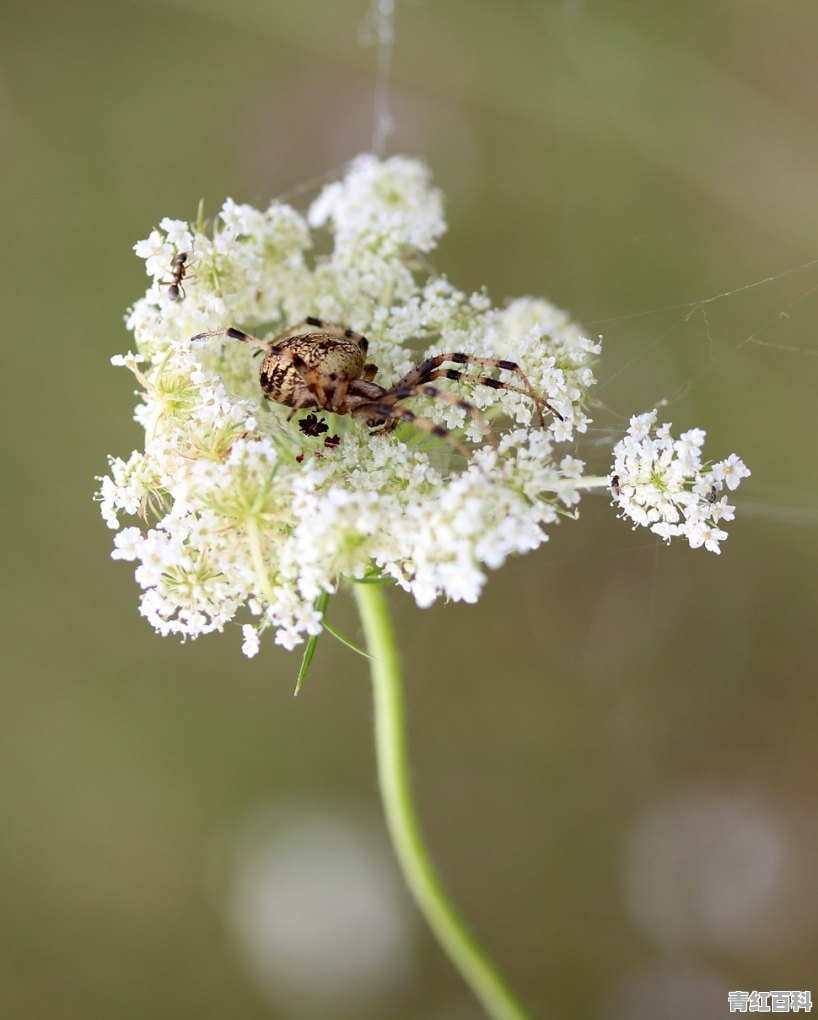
[322,620,374,661]
[293,591,331,696]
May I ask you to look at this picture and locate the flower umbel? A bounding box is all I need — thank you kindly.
[96,155,748,656]
[611,411,750,553]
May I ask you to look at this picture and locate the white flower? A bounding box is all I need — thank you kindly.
[686,521,729,554]
[133,230,173,279]
[241,625,261,659]
[712,452,751,491]
[308,153,445,258]
[611,412,749,553]
[111,526,143,560]
[159,217,193,252]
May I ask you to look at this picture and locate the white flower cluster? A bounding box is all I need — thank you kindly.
[97,154,746,657]
[97,156,596,655]
[611,411,750,553]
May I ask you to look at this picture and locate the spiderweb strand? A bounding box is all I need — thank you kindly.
[364,0,396,156]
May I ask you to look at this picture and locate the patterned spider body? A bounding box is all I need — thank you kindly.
[193,317,561,455]
[261,332,366,401]
[257,328,386,426]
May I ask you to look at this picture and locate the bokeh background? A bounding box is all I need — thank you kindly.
[2,0,817,1017]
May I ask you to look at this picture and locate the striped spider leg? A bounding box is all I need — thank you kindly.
[392,352,563,424]
[191,318,556,462]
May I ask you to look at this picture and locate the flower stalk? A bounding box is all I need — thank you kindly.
[245,515,277,606]
[354,581,533,1020]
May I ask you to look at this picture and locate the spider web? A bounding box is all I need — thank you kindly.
[582,257,818,530]
[164,0,818,535]
[342,4,818,534]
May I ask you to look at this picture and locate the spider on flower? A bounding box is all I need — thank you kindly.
[192,317,562,458]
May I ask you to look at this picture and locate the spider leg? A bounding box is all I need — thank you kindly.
[395,354,562,423]
[329,374,350,412]
[190,326,271,351]
[282,352,330,419]
[351,402,475,462]
[192,318,373,364]
[270,317,371,357]
[378,383,497,447]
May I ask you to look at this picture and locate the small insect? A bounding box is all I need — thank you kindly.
[610,474,621,499]
[707,484,719,504]
[162,250,193,301]
[192,317,561,460]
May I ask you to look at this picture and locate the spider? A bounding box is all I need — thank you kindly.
[192,317,561,458]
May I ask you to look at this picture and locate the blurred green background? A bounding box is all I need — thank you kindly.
[2,0,818,1017]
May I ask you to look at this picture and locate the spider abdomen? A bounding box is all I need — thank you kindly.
[259,332,367,406]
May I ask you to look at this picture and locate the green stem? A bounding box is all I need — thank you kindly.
[353,583,533,1020]
[245,516,276,606]
[572,475,614,491]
